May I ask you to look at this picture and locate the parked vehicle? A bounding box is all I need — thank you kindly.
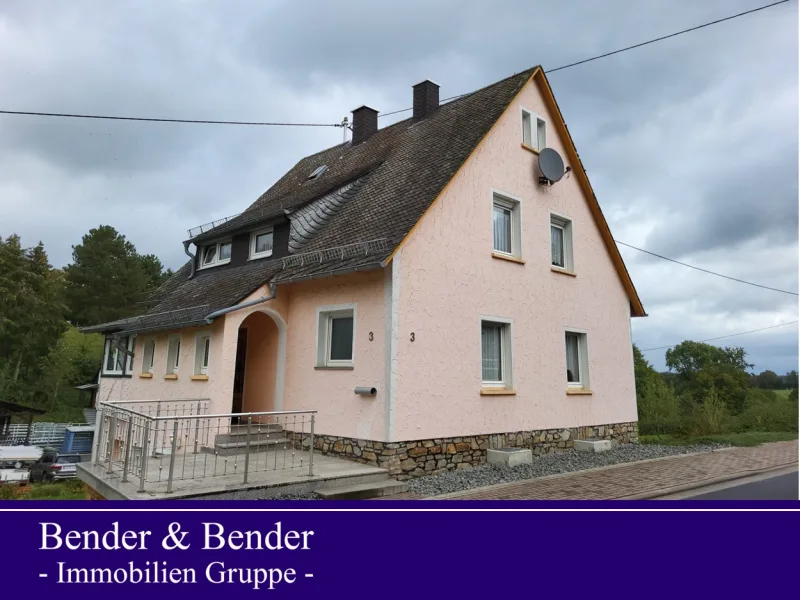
[0,445,44,485]
[28,449,81,483]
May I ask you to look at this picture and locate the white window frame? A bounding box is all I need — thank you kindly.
[194,332,212,376]
[491,190,522,259]
[198,239,232,270]
[102,337,124,376]
[249,227,274,260]
[550,212,574,272]
[126,335,136,373]
[521,106,546,152]
[480,316,513,390]
[166,334,182,375]
[315,304,356,368]
[565,328,590,390]
[141,339,156,374]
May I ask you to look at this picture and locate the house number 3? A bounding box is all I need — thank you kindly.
[410,332,415,342]
[369,332,374,341]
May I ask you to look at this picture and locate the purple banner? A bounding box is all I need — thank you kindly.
[1,500,798,598]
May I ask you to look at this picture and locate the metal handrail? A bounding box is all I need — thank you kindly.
[99,405,152,420]
[152,409,317,421]
[105,398,211,405]
[93,402,318,493]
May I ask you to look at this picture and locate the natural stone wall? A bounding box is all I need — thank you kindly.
[294,422,638,481]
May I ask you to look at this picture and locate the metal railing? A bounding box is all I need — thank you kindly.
[0,422,91,447]
[94,399,316,494]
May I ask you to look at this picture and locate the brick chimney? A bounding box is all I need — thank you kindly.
[413,80,439,119]
[351,105,378,145]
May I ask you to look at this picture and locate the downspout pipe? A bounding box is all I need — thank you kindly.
[204,281,277,324]
[184,240,197,279]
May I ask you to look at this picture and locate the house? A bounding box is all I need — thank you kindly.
[82,66,645,480]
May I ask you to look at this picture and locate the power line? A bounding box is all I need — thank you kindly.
[615,241,798,296]
[546,0,790,73]
[378,0,790,118]
[639,320,799,352]
[0,110,343,127]
[0,2,786,126]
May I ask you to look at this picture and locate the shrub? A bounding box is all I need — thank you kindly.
[680,387,731,436]
[789,388,798,403]
[637,376,681,435]
[734,390,799,433]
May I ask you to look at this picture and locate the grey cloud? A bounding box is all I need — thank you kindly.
[0,0,796,373]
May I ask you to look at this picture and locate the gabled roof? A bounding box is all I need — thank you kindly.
[84,65,644,335]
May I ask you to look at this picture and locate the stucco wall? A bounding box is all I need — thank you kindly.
[393,76,637,440]
[96,272,388,440]
[282,270,387,441]
[96,319,225,408]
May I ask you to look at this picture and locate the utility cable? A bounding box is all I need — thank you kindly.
[616,240,798,296]
[378,0,791,118]
[639,320,799,352]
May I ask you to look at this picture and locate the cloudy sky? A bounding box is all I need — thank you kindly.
[0,0,797,373]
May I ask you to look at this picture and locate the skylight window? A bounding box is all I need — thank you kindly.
[307,165,328,180]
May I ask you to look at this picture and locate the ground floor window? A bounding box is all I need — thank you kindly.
[481,319,512,389]
[102,335,133,376]
[565,330,589,389]
[166,335,182,375]
[316,306,355,368]
[194,332,211,375]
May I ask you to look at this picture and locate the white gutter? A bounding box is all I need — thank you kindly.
[203,282,277,324]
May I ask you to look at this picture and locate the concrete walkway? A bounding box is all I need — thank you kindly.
[419,441,798,500]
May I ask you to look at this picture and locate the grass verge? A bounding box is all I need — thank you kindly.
[640,431,798,447]
[0,480,88,500]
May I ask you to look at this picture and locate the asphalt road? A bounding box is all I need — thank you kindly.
[687,471,798,500]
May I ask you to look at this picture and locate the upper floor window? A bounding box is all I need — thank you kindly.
[492,192,521,258]
[550,213,574,272]
[250,227,274,260]
[521,107,546,152]
[200,240,231,269]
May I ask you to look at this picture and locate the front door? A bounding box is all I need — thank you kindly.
[231,328,248,422]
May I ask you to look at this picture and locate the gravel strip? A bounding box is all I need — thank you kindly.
[407,443,729,498]
[189,443,728,500]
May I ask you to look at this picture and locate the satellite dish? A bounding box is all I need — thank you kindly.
[538,148,565,184]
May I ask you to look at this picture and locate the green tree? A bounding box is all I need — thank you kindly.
[784,370,798,389]
[64,225,170,326]
[665,341,751,414]
[754,370,782,390]
[0,235,67,404]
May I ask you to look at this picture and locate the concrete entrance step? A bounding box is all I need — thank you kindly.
[215,431,285,444]
[227,423,285,435]
[315,479,408,500]
[202,437,291,456]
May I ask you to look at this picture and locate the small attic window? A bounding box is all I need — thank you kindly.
[307,165,328,180]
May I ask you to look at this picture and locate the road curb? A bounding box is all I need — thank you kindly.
[617,462,799,500]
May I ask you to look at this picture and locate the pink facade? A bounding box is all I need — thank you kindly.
[97,75,637,444]
[392,77,637,440]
